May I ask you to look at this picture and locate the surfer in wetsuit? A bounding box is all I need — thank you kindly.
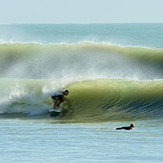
[51,90,70,109]
[115,123,135,130]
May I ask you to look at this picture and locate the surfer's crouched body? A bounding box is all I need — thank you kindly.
[116,123,135,130]
[51,90,70,109]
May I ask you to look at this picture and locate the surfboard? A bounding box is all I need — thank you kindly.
[49,106,62,117]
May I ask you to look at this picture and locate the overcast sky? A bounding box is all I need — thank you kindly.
[0,0,163,24]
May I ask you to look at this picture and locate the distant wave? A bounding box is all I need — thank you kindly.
[0,24,163,48]
[0,42,163,80]
[0,41,162,49]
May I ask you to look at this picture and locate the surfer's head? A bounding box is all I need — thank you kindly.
[130,123,135,128]
[64,90,69,96]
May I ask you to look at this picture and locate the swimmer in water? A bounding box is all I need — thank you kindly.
[115,123,135,130]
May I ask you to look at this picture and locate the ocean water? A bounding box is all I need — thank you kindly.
[0,24,163,163]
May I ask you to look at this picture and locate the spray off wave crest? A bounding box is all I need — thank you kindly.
[0,42,163,80]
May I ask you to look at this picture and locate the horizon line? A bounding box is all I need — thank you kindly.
[0,22,163,25]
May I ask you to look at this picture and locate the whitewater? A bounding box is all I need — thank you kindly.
[0,24,163,163]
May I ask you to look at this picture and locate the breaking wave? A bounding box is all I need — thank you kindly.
[0,42,163,122]
[0,79,163,122]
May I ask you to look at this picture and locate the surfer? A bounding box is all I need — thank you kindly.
[51,90,70,109]
[115,123,135,130]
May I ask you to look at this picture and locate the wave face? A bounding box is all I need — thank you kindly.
[0,79,163,122]
[0,43,163,80]
[66,80,163,122]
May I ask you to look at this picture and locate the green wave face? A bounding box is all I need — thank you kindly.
[0,79,163,122]
[64,79,163,122]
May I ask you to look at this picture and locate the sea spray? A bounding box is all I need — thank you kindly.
[0,43,163,80]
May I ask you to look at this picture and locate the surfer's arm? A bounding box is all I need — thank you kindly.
[57,97,70,106]
[64,97,70,101]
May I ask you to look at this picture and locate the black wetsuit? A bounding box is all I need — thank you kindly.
[116,126,132,130]
[51,93,64,101]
